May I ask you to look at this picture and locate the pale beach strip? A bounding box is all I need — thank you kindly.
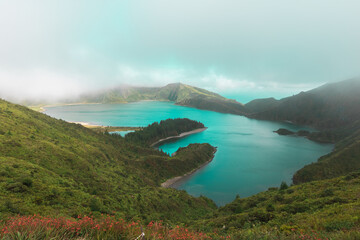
[150,127,208,147]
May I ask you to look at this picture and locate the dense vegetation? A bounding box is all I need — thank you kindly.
[193,171,360,239]
[274,128,339,143]
[2,172,360,239]
[125,118,205,146]
[0,99,217,224]
[0,215,230,240]
[246,78,360,184]
[246,78,360,130]
[293,121,360,184]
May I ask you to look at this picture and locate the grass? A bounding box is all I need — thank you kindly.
[193,171,360,239]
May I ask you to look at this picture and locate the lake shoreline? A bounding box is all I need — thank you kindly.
[161,148,217,188]
[37,101,171,113]
[68,122,142,133]
[150,127,208,147]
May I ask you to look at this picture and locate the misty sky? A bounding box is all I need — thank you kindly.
[0,0,360,103]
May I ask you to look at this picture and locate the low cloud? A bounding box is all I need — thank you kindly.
[0,1,359,102]
[201,73,256,92]
[0,68,89,103]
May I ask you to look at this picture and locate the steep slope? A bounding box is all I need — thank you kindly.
[246,79,360,184]
[0,99,217,222]
[293,121,360,184]
[246,78,360,129]
[194,171,360,239]
[79,83,248,115]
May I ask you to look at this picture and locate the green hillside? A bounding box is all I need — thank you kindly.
[244,97,280,113]
[125,118,205,146]
[79,83,248,115]
[246,78,360,130]
[193,171,360,239]
[245,78,360,185]
[0,99,217,222]
[293,121,360,184]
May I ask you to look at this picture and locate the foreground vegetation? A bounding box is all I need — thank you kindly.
[0,215,229,240]
[2,171,360,239]
[194,171,360,239]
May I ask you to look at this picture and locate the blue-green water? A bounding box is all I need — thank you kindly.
[45,101,333,206]
[111,130,135,137]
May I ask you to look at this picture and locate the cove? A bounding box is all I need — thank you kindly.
[45,101,333,206]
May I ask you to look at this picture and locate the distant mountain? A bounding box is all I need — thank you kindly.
[245,78,360,129]
[293,121,360,184]
[80,83,248,115]
[244,97,280,114]
[245,78,360,184]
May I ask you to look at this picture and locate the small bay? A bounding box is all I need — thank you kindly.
[45,101,333,206]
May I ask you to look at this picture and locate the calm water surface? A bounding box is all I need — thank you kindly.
[45,101,333,206]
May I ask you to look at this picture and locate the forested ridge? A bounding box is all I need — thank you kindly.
[125,118,205,146]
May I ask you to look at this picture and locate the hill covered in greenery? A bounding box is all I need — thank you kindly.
[194,171,360,239]
[124,118,205,146]
[246,78,360,130]
[0,99,217,223]
[245,78,360,185]
[75,83,248,115]
[293,121,360,184]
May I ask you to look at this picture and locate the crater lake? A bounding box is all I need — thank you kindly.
[45,101,333,206]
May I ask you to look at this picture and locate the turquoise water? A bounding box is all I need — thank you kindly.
[45,101,333,206]
[111,130,135,137]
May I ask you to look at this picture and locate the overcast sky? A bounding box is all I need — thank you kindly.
[0,0,360,103]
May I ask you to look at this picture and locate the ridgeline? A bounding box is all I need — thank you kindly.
[124,118,205,146]
[247,78,360,183]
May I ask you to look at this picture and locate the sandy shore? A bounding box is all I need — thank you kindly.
[70,121,102,128]
[150,128,208,147]
[69,122,142,133]
[161,149,217,188]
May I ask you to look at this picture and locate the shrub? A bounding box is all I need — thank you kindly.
[248,210,273,223]
[320,188,334,197]
[324,219,355,231]
[281,203,309,214]
[280,181,288,190]
[6,182,28,193]
[22,177,33,187]
[266,203,275,212]
[90,198,102,212]
[273,194,284,202]
[0,215,228,239]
